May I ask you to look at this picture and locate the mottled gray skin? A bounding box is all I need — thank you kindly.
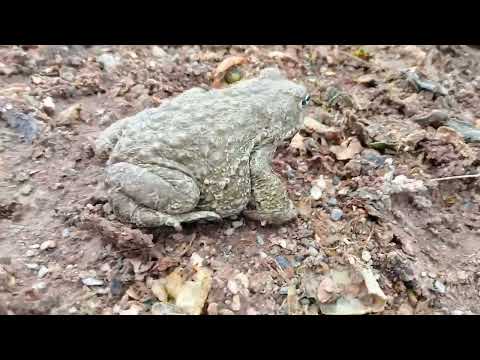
[95,68,308,230]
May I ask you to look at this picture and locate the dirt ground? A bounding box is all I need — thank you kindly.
[1,45,479,315]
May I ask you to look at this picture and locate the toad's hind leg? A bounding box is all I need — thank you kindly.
[105,162,221,229]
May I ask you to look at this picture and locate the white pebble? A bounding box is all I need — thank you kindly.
[38,266,49,278]
[40,240,56,251]
[361,250,371,262]
[82,277,104,286]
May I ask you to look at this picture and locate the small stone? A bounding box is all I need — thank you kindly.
[62,228,70,238]
[275,256,291,270]
[421,271,427,277]
[451,310,463,315]
[151,302,184,315]
[279,286,289,295]
[361,250,371,262]
[20,184,33,195]
[38,266,49,278]
[32,282,46,290]
[457,271,468,282]
[232,220,244,229]
[25,249,36,257]
[82,277,104,287]
[219,309,235,315]
[327,197,337,206]
[231,295,241,311]
[227,279,239,294]
[207,302,218,315]
[307,247,319,257]
[224,228,235,236]
[40,240,56,251]
[256,234,265,246]
[110,278,123,296]
[433,280,446,294]
[428,272,437,279]
[41,96,55,115]
[190,252,203,268]
[25,263,39,270]
[66,264,74,270]
[171,233,184,241]
[29,244,40,249]
[97,53,121,72]
[300,298,311,306]
[330,208,343,221]
[68,307,78,314]
[151,46,168,58]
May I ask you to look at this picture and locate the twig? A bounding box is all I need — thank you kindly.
[430,174,480,181]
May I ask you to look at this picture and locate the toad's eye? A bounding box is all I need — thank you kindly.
[300,94,311,108]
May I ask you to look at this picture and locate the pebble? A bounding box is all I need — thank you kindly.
[231,295,241,311]
[37,266,49,278]
[279,286,289,295]
[330,208,343,221]
[151,302,184,315]
[451,310,463,315]
[97,53,121,72]
[20,184,33,195]
[171,233,184,241]
[25,263,39,270]
[68,307,78,314]
[307,247,319,257]
[40,240,56,251]
[66,264,74,270]
[32,282,46,290]
[275,256,291,270]
[25,249,36,257]
[82,277,104,287]
[361,250,372,262]
[41,96,55,115]
[62,228,70,238]
[110,278,123,296]
[232,220,244,229]
[428,272,437,279]
[256,234,265,246]
[29,244,40,249]
[300,298,311,306]
[433,280,446,294]
[327,197,337,207]
[421,271,427,277]
[224,228,235,236]
[227,279,239,294]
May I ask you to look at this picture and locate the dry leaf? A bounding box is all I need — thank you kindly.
[316,277,337,303]
[151,279,168,302]
[303,117,341,141]
[330,137,363,160]
[55,103,82,126]
[289,133,306,152]
[155,256,179,272]
[212,56,247,88]
[175,267,213,315]
[287,283,300,315]
[165,268,185,299]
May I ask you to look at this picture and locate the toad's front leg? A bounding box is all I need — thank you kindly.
[244,144,297,225]
[104,162,221,230]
